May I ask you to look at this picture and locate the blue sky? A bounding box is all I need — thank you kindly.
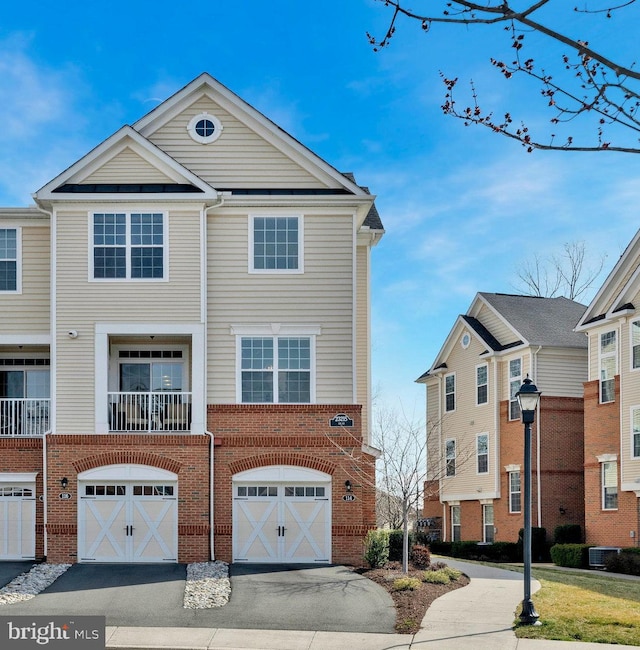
[1,1,639,415]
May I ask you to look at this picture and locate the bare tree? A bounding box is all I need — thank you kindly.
[369,1,640,153]
[514,240,606,299]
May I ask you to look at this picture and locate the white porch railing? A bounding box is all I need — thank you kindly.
[0,398,50,436]
[108,392,192,432]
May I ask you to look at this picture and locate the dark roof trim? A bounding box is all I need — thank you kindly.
[53,183,203,193]
[613,302,635,313]
[461,315,523,352]
[582,313,607,325]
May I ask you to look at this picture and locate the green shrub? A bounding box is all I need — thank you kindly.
[388,529,414,562]
[427,540,452,556]
[554,524,582,544]
[605,548,640,576]
[475,542,520,563]
[550,543,592,568]
[410,544,431,569]
[392,576,422,591]
[451,540,481,559]
[441,566,462,580]
[422,569,451,584]
[364,529,389,568]
[518,527,549,561]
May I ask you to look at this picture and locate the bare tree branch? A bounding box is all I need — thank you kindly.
[369,1,640,153]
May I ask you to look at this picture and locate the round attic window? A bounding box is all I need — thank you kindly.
[187,112,223,144]
[461,332,471,349]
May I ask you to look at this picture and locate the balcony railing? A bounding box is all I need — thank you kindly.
[108,391,192,432]
[0,398,50,437]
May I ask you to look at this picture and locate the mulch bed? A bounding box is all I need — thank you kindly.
[356,562,470,634]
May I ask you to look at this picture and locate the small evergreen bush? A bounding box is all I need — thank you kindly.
[388,529,414,562]
[605,548,640,576]
[392,576,422,591]
[549,543,592,568]
[410,544,431,569]
[554,524,582,544]
[422,569,451,584]
[364,529,389,568]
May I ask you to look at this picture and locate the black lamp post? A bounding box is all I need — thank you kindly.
[516,375,542,626]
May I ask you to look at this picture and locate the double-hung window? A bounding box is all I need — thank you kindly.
[92,212,165,280]
[483,504,494,543]
[509,471,521,513]
[450,505,461,542]
[477,433,489,474]
[632,407,640,459]
[0,228,19,292]
[444,373,455,412]
[599,331,617,403]
[509,358,522,420]
[476,364,488,405]
[632,321,640,370]
[250,215,302,272]
[601,460,618,510]
[240,336,312,403]
[445,439,456,477]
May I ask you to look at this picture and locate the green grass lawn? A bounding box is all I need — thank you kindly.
[512,566,640,646]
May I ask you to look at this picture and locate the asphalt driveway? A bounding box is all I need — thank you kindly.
[0,563,396,633]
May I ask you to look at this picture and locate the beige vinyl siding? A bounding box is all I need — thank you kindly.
[55,208,202,433]
[438,331,496,498]
[0,224,50,334]
[355,244,370,441]
[207,211,354,403]
[619,311,640,485]
[82,147,176,184]
[425,381,442,481]
[148,97,336,189]
[475,303,517,346]
[535,348,588,398]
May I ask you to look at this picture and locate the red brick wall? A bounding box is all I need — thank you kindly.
[584,377,640,547]
[209,404,375,566]
[45,434,210,563]
[0,438,45,559]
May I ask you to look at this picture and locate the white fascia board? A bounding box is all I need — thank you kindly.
[577,227,640,330]
[34,126,217,201]
[441,491,500,502]
[0,335,50,345]
[472,294,528,345]
[133,74,368,197]
[0,472,39,483]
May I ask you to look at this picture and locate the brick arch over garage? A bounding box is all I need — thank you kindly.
[228,453,336,476]
[72,451,183,475]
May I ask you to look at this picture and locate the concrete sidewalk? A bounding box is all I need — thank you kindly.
[104,560,639,650]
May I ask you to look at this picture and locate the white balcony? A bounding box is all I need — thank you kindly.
[108,391,192,433]
[0,399,50,436]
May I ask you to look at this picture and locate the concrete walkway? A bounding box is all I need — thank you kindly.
[104,560,639,650]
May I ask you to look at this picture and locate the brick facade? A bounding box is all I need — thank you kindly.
[584,377,640,547]
[209,404,376,566]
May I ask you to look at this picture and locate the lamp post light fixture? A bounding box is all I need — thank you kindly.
[516,375,542,626]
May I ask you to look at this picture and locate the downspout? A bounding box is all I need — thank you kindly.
[202,195,224,561]
[34,201,54,559]
[532,346,542,528]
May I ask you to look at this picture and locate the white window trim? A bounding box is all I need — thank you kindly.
[599,330,617,404]
[187,112,223,144]
[234,325,318,404]
[632,405,640,459]
[508,357,522,421]
[631,320,640,372]
[476,433,489,475]
[508,470,522,513]
[444,372,456,413]
[600,458,618,511]
[482,503,495,543]
[445,438,456,477]
[476,363,488,406]
[450,504,461,542]
[0,226,22,294]
[88,211,169,282]
[248,213,304,274]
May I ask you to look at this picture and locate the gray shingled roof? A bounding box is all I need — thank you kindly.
[478,293,587,349]
[342,173,384,231]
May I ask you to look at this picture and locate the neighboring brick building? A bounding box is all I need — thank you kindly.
[0,74,383,565]
[576,229,640,548]
[418,293,586,546]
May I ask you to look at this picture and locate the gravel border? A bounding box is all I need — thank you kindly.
[184,561,230,609]
[0,563,71,605]
[0,560,230,609]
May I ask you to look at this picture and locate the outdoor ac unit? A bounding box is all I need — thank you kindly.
[588,546,621,568]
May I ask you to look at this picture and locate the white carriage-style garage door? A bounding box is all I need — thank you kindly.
[233,466,331,564]
[78,464,177,563]
[0,473,36,560]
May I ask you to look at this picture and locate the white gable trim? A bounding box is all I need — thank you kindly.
[232,465,330,482]
[78,464,177,481]
[133,74,369,198]
[472,294,530,346]
[35,126,218,201]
